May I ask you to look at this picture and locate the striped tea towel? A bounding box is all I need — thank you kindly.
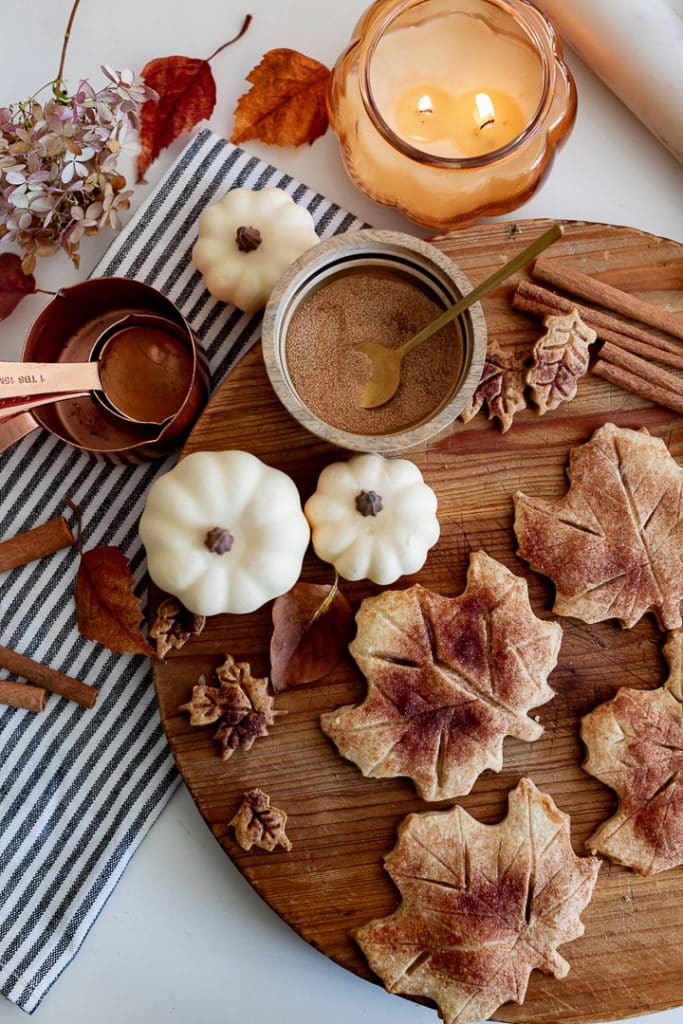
[0,128,364,1013]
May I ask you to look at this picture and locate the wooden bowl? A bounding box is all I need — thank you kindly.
[262,229,487,452]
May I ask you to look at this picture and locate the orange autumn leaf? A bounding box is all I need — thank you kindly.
[231,48,331,148]
[75,547,157,658]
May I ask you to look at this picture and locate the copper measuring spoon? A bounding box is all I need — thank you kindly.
[357,223,564,409]
[0,313,193,427]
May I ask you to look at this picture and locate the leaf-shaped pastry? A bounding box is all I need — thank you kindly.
[229,787,292,853]
[179,655,282,761]
[320,551,562,800]
[459,342,527,433]
[514,423,683,630]
[582,630,683,875]
[354,777,600,1024]
[527,309,596,414]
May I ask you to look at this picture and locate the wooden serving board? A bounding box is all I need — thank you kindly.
[152,219,683,1024]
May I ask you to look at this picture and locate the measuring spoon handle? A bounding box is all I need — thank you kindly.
[0,360,101,399]
[399,223,564,358]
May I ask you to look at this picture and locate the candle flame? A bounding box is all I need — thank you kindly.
[417,94,433,116]
[474,92,496,130]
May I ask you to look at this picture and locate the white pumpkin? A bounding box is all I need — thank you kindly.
[192,187,319,312]
[139,450,310,616]
[304,453,439,585]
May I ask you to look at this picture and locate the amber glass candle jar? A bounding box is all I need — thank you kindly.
[327,0,576,229]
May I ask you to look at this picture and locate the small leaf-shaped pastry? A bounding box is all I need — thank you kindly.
[581,630,683,875]
[459,342,527,433]
[514,423,683,630]
[321,551,562,800]
[179,656,282,761]
[229,788,292,852]
[354,778,600,1024]
[527,309,596,414]
[150,596,205,660]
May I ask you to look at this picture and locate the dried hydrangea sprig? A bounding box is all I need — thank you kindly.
[0,68,157,273]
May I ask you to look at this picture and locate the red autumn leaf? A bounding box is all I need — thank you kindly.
[0,253,36,319]
[270,579,354,692]
[136,15,252,182]
[231,48,331,148]
[74,546,157,658]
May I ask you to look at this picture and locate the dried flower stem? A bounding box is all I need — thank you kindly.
[206,14,253,62]
[55,0,82,96]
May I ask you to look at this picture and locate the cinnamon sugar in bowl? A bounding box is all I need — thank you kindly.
[262,230,486,452]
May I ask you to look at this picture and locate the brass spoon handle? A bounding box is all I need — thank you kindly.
[399,223,564,358]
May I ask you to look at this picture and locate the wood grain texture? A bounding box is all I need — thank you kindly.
[152,219,683,1024]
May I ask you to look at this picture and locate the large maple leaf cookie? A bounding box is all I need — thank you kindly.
[582,630,683,875]
[354,778,600,1024]
[514,423,683,630]
[320,551,562,800]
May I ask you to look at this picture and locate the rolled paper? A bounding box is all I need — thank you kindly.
[536,0,683,164]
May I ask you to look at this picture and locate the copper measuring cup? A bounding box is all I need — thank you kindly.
[0,313,197,428]
[0,278,209,461]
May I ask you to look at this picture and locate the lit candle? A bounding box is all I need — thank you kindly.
[394,85,527,157]
[327,0,576,228]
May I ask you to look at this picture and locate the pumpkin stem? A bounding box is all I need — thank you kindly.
[236,225,262,252]
[355,490,383,517]
[205,527,234,554]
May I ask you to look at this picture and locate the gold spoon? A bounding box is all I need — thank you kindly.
[357,223,564,409]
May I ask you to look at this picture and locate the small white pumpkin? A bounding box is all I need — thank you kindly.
[304,453,439,585]
[139,450,310,616]
[192,187,319,312]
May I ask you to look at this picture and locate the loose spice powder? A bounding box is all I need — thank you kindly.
[285,269,464,435]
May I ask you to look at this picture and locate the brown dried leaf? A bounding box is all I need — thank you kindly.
[231,48,331,148]
[74,547,156,657]
[321,551,562,800]
[459,342,527,433]
[229,787,292,852]
[527,309,596,414]
[178,655,282,761]
[150,596,205,659]
[514,423,683,630]
[0,253,36,320]
[355,777,600,1024]
[581,630,683,875]
[270,579,354,692]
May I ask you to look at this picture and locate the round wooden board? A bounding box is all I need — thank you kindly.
[152,218,683,1024]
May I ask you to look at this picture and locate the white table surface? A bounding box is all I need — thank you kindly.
[1,1,683,1022]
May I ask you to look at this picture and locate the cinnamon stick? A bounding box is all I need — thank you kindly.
[532,257,683,341]
[597,327,683,372]
[592,360,683,416]
[0,679,48,712]
[0,516,75,573]
[0,645,97,709]
[513,282,683,367]
[600,342,683,404]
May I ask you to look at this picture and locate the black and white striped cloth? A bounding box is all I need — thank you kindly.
[0,129,364,1013]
